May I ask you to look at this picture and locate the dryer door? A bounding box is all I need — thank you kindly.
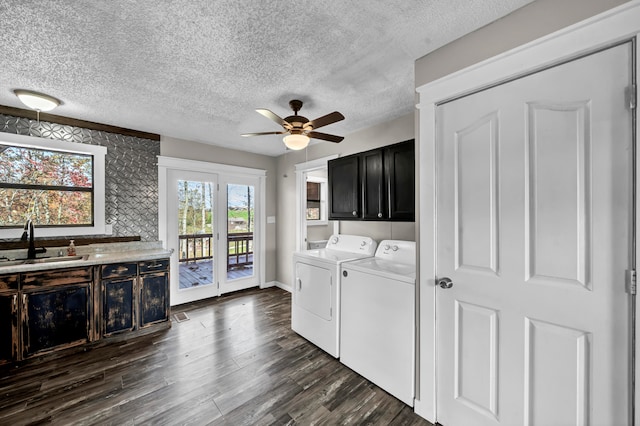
[295,261,333,321]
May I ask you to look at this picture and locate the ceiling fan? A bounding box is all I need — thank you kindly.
[241,100,345,150]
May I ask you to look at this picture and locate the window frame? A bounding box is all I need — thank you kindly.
[0,132,107,239]
[305,176,328,226]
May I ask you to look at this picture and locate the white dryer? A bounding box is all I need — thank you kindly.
[340,240,416,406]
[292,234,377,358]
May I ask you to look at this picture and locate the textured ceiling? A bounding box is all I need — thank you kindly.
[0,0,532,156]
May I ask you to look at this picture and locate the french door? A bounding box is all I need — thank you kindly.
[161,158,265,306]
[167,169,218,305]
[218,176,260,294]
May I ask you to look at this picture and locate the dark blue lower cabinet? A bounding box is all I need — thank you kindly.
[22,284,90,357]
[139,272,169,327]
[103,278,136,336]
[0,293,18,364]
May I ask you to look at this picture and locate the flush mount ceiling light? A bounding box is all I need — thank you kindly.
[283,133,310,150]
[14,89,60,112]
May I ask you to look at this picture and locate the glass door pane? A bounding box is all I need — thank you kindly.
[178,180,215,289]
[167,169,218,306]
[226,183,255,281]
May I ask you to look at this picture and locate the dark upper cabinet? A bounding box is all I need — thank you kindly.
[384,139,415,221]
[361,149,385,220]
[328,139,415,221]
[328,154,360,219]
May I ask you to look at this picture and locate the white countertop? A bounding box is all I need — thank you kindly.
[0,241,172,274]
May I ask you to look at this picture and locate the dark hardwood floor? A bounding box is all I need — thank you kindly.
[0,287,433,425]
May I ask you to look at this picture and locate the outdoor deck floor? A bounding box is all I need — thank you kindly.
[178,258,253,289]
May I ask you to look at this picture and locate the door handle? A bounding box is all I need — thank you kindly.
[297,278,302,291]
[438,277,453,289]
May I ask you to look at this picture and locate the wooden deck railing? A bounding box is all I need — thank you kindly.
[178,232,253,269]
[178,233,213,263]
[227,232,253,269]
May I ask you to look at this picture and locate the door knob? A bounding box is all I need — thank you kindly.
[438,277,453,289]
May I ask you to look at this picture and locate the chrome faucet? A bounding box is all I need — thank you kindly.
[20,219,46,259]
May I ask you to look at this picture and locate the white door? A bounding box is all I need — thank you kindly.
[436,43,633,425]
[218,176,260,294]
[167,169,218,305]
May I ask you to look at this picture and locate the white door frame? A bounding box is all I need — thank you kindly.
[415,2,640,422]
[158,156,267,304]
[295,155,339,252]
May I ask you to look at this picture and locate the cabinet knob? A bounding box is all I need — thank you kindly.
[352,211,357,216]
[377,212,383,218]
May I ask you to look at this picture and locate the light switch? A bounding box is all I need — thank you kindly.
[267,216,276,224]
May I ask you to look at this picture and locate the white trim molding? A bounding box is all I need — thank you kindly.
[158,156,268,302]
[0,132,107,238]
[295,155,339,252]
[414,1,640,423]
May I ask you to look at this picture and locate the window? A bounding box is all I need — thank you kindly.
[305,177,327,225]
[0,133,106,238]
[306,181,321,220]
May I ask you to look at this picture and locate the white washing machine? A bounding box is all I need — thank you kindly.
[292,234,377,358]
[340,240,416,406]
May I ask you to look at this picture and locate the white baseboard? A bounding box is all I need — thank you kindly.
[268,281,291,293]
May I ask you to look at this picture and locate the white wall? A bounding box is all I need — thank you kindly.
[160,136,278,282]
[276,113,415,287]
[415,0,630,87]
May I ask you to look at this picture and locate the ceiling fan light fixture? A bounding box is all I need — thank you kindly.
[14,89,60,112]
[283,133,310,150]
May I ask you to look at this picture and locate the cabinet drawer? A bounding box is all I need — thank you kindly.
[0,274,19,292]
[139,259,169,274]
[102,263,138,279]
[22,267,93,289]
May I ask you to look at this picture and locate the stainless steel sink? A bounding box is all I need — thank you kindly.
[24,255,88,264]
[0,255,88,268]
[0,259,30,267]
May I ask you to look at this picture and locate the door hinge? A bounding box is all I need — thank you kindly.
[626,269,637,295]
[217,232,219,240]
[626,84,637,110]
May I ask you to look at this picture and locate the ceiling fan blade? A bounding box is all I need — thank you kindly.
[308,131,344,143]
[307,111,345,130]
[256,109,289,127]
[241,131,286,137]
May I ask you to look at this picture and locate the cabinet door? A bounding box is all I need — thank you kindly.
[384,140,415,221]
[361,149,385,220]
[328,155,360,219]
[103,278,136,337]
[22,284,90,358]
[0,293,18,364]
[139,272,169,327]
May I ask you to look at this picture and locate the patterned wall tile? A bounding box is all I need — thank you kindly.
[0,114,159,241]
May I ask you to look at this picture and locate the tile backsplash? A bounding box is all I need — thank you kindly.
[0,114,159,241]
